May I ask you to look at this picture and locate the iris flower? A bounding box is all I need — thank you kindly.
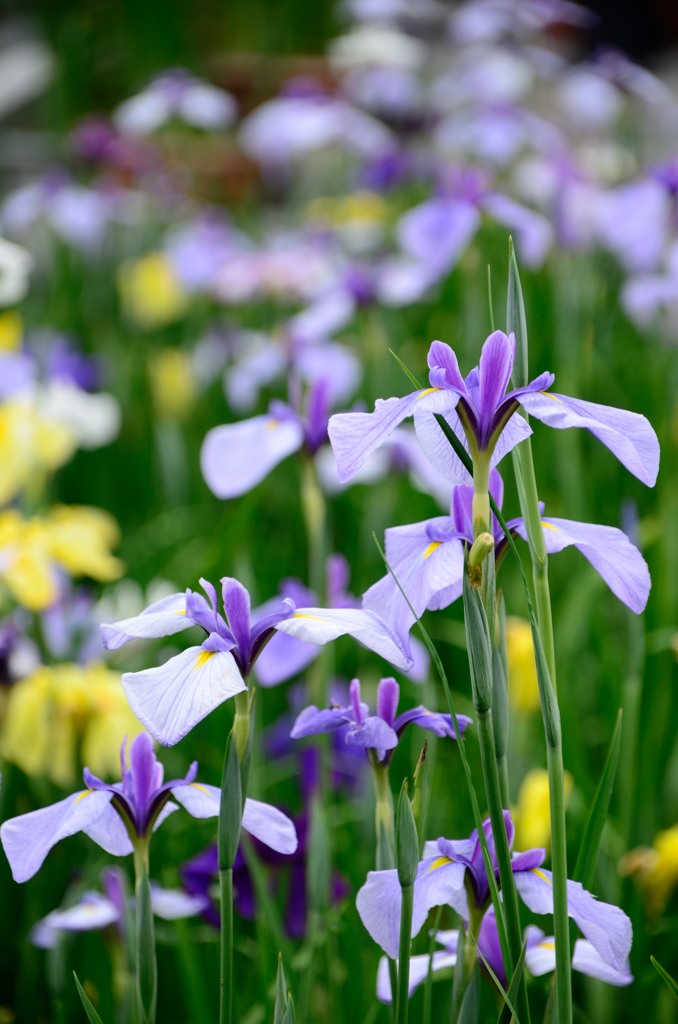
[363,469,651,643]
[101,575,413,746]
[356,812,632,980]
[291,676,471,763]
[0,732,297,883]
[328,330,659,489]
[375,908,632,1002]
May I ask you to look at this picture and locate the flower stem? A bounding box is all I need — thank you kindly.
[395,883,414,1024]
[372,760,395,868]
[133,842,156,1024]
[219,867,234,1024]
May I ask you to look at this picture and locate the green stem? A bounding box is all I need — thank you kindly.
[232,690,250,766]
[301,454,327,604]
[133,842,156,1024]
[372,760,396,867]
[395,884,414,1024]
[219,868,234,1024]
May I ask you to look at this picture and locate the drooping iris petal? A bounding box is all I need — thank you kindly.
[376,949,458,1003]
[328,388,454,483]
[519,391,659,487]
[172,785,297,854]
[290,705,352,739]
[344,715,399,750]
[393,707,471,740]
[82,802,135,857]
[363,518,465,638]
[514,867,632,976]
[511,517,651,613]
[1,789,114,883]
[31,893,120,948]
[357,856,467,960]
[100,592,190,650]
[524,927,633,986]
[150,886,210,920]
[275,607,414,671]
[122,646,247,746]
[201,414,304,498]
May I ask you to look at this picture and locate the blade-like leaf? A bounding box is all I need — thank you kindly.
[495,939,527,1024]
[73,972,105,1024]
[651,956,678,1000]
[573,710,623,890]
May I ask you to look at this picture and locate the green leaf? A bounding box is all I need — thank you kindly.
[462,568,493,714]
[573,710,623,890]
[282,993,296,1023]
[651,956,678,1000]
[274,955,289,1024]
[506,237,528,390]
[388,349,424,390]
[136,865,157,1024]
[458,965,480,1024]
[73,972,105,1024]
[495,939,527,1024]
[307,791,331,913]
[488,264,496,332]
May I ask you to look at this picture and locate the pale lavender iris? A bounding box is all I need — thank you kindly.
[375,908,633,1002]
[291,676,471,763]
[101,575,415,744]
[364,469,651,641]
[357,811,633,981]
[0,732,298,883]
[114,69,236,136]
[328,330,659,487]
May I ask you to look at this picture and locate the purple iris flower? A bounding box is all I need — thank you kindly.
[30,866,208,949]
[328,330,659,488]
[101,575,415,745]
[0,732,298,883]
[201,378,336,499]
[363,469,651,642]
[114,69,236,136]
[291,677,471,764]
[357,811,632,982]
[375,906,632,1002]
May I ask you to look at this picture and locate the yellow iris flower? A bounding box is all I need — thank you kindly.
[513,768,573,852]
[505,616,540,714]
[0,505,123,610]
[1,661,143,786]
[0,398,76,505]
[118,251,188,328]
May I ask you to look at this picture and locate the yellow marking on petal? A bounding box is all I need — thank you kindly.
[539,941,556,950]
[75,789,94,803]
[195,650,216,670]
[190,783,210,794]
[176,609,186,614]
[266,419,280,430]
[417,387,440,399]
[293,612,324,621]
[428,856,452,872]
[423,541,442,559]
[539,392,560,401]
[532,868,552,885]
[541,521,558,531]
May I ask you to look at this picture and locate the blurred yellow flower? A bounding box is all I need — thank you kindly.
[513,768,573,852]
[0,397,76,505]
[1,661,143,786]
[148,348,198,421]
[0,310,23,350]
[505,616,540,713]
[0,505,123,610]
[620,825,678,916]
[306,191,387,250]
[118,251,188,328]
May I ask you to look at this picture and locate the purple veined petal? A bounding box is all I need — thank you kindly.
[363,519,465,639]
[572,938,634,986]
[477,907,507,983]
[241,797,298,854]
[414,403,533,484]
[393,707,472,740]
[275,607,414,671]
[511,847,546,873]
[200,414,305,499]
[397,197,481,273]
[221,577,251,655]
[129,732,163,825]
[290,704,352,739]
[427,341,468,394]
[512,517,651,613]
[100,592,191,651]
[31,893,121,948]
[328,387,455,484]
[345,715,399,750]
[253,630,319,687]
[82,803,135,857]
[514,868,633,976]
[376,949,458,1003]
[357,856,468,959]
[150,886,210,920]
[481,193,553,268]
[519,391,659,487]
[407,636,430,684]
[477,331,516,435]
[1,789,115,883]
[171,781,220,818]
[376,678,399,728]
[122,646,247,747]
